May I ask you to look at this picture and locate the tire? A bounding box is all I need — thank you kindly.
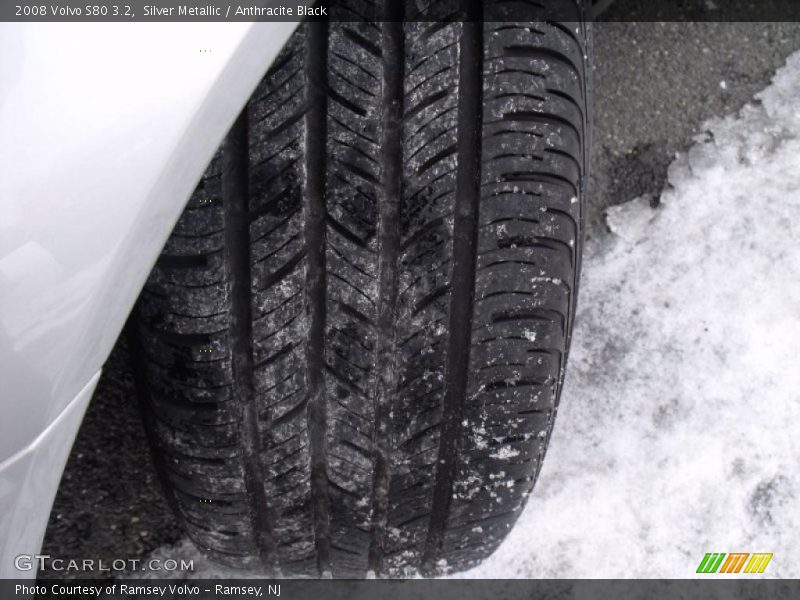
[133,2,590,578]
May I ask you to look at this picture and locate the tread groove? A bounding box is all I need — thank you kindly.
[422,9,484,573]
[304,19,332,577]
[223,112,275,567]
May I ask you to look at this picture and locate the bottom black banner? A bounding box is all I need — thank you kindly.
[2,579,800,600]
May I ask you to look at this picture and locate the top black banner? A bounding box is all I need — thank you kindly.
[4,0,800,22]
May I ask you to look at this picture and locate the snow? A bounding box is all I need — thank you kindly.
[604,194,657,244]
[136,51,800,580]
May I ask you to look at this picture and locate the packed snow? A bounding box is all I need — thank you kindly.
[136,51,800,580]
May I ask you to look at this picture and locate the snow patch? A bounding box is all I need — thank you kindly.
[490,446,521,460]
[605,194,657,244]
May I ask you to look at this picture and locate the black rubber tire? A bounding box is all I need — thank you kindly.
[133,2,590,578]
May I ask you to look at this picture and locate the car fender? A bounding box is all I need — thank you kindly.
[0,19,299,571]
[0,20,299,461]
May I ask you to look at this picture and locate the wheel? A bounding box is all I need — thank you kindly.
[132,1,590,578]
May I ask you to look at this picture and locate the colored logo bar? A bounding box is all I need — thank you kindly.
[696,553,773,574]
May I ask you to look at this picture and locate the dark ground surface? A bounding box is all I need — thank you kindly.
[39,20,800,579]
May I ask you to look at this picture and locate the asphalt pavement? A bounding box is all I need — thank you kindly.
[39,19,800,579]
